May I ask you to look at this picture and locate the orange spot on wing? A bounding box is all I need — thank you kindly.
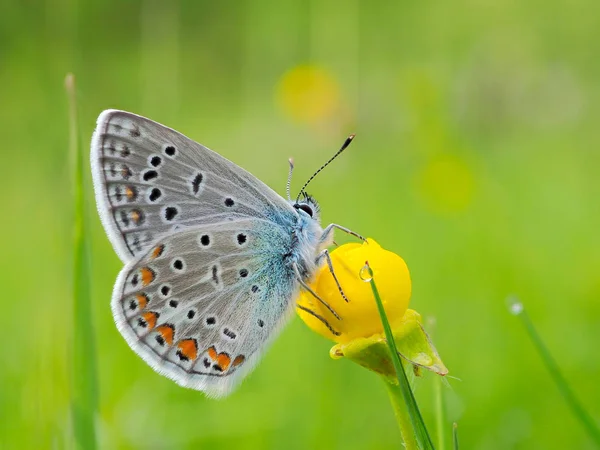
[178,339,198,361]
[136,293,148,309]
[156,325,174,345]
[140,267,155,286]
[232,355,245,367]
[131,210,142,225]
[216,353,231,371]
[125,186,136,200]
[142,312,158,329]
[151,245,164,259]
[207,346,217,361]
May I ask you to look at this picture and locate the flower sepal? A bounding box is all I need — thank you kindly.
[329,309,448,384]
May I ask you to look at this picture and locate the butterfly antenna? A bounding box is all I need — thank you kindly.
[286,158,294,201]
[296,134,355,202]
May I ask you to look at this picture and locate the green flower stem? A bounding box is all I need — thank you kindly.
[384,380,419,449]
[67,73,98,450]
[364,262,435,450]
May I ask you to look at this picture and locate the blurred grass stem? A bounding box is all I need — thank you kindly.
[510,298,600,446]
[66,73,98,450]
[434,350,447,450]
[452,423,458,450]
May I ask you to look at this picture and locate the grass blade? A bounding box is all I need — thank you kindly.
[66,73,98,450]
[508,297,600,446]
[363,262,435,449]
[452,423,458,450]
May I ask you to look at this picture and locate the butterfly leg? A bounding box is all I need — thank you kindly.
[292,263,341,321]
[296,304,341,336]
[321,223,367,244]
[315,249,350,303]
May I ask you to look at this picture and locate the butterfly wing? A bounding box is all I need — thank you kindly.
[113,218,298,397]
[91,109,295,262]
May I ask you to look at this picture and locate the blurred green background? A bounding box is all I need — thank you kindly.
[1,0,599,448]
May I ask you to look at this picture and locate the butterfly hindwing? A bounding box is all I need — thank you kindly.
[113,219,299,397]
[91,109,295,262]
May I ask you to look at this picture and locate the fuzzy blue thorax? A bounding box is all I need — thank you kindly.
[289,196,330,281]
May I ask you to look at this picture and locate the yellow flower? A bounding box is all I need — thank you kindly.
[297,239,411,344]
[276,65,341,124]
[297,238,448,378]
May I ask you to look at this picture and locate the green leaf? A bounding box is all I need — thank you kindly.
[330,309,448,384]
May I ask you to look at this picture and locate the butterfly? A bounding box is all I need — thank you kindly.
[91,110,361,397]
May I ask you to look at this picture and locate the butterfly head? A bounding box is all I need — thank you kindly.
[292,192,320,223]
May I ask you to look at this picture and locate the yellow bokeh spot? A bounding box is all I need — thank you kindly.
[276,65,340,124]
[415,154,475,213]
[297,239,411,344]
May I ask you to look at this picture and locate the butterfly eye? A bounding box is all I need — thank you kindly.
[297,204,314,218]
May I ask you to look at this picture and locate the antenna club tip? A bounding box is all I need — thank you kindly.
[348,133,355,139]
[288,157,295,168]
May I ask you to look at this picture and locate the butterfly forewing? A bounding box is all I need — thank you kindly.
[112,206,299,397]
[91,110,294,262]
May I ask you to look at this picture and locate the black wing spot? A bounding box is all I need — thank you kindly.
[114,186,123,202]
[169,299,179,308]
[187,310,196,319]
[160,285,171,297]
[150,156,162,167]
[237,233,247,245]
[258,319,264,328]
[172,259,183,270]
[164,206,178,221]
[239,269,248,278]
[130,126,141,137]
[211,265,219,284]
[132,234,143,252]
[129,300,136,310]
[156,335,165,346]
[137,317,147,328]
[251,285,259,293]
[149,188,162,202]
[121,145,131,158]
[191,173,203,195]
[120,210,130,227]
[200,234,210,246]
[212,364,223,372]
[224,197,235,207]
[164,145,176,157]
[223,328,236,340]
[143,170,158,181]
[130,273,139,287]
[203,358,211,368]
[206,316,216,325]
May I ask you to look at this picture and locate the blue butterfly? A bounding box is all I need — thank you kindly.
[91,110,361,397]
